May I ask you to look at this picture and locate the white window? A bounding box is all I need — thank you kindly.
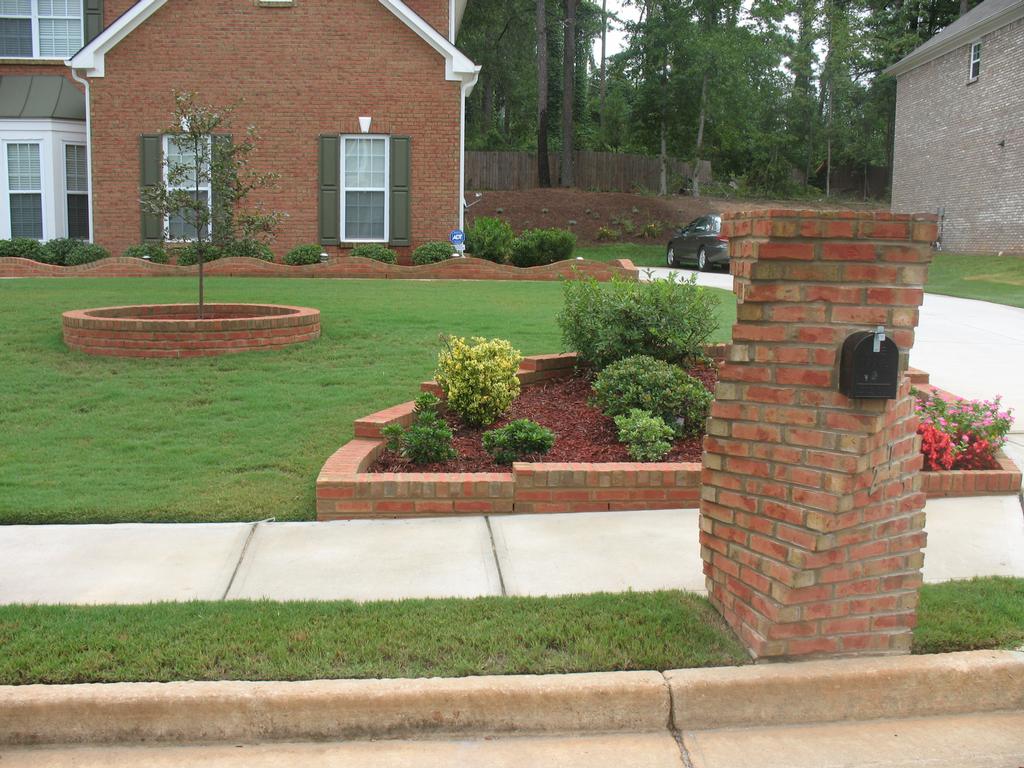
[0,0,83,59]
[6,142,44,239]
[968,41,981,82]
[163,134,211,242]
[341,135,389,242]
[64,142,87,238]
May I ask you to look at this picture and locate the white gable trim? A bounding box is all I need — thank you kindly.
[68,0,480,90]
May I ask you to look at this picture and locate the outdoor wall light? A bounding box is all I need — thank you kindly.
[359,116,372,134]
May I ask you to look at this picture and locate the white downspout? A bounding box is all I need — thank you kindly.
[459,68,480,233]
[70,68,94,243]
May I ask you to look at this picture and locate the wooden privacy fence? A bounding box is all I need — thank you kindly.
[466,151,712,192]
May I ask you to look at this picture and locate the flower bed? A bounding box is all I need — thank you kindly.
[317,357,1022,520]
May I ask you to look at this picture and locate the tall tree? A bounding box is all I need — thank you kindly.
[561,0,579,187]
[537,0,552,186]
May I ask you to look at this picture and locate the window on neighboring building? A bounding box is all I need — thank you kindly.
[163,134,211,241]
[65,143,88,239]
[342,136,388,242]
[7,142,44,239]
[969,41,981,82]
[0,0,83,58]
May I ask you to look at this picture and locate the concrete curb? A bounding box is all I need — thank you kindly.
[1,651,1022,746]
[0,671,670,746]
[667,649,1024,731]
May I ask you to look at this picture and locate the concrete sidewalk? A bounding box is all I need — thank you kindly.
[1,494,1021,605]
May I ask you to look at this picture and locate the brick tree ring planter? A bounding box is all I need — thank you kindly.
[62,304,320,358]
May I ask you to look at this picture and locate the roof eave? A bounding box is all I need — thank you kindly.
[885,0,1024,77]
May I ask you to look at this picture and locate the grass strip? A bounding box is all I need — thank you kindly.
[912,576,1024,655]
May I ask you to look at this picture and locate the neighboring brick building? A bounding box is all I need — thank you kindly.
[1,0,477,260]
[887,0,1024,254]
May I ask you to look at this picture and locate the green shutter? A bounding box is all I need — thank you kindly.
[139,134,163,243]
[84,0,103,44]
[318,135,340,245]
[389,136,411,246]
[212,134,233,243]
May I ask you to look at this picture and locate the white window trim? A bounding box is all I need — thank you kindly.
[340,134,390,244]
[162,133,212,243]
[0,0,84,60]
[968,40,981,82]
[62,139,87,239]
[1,137,48,240]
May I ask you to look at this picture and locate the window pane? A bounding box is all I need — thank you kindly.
[344,138,386,189]
[65,144,87,192]
[67,193,88,239]
[168,190,210,241]
[166,136,209,188]
[8,143,41,191]
[0,17,32,56]
[38,0,80,16]
[10,193,43,238]
[0,0,31,14]
[38,18,82,57]
[345,191,386,240]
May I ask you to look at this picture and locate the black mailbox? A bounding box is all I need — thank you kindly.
[839,328,900,399]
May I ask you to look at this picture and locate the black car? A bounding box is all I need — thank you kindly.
[665,214,729,271]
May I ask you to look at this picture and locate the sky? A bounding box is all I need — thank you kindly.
[601,0,640,57]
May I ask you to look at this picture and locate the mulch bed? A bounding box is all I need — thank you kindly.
[370,366,718,474]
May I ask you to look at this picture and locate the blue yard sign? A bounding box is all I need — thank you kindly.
[449,229,466,245]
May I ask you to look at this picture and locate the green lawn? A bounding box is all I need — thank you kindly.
[925,252,1024,308]
[578,243,667,268]
[0,277,735,524]
[0,591,748,685]
[0,578,1017,685]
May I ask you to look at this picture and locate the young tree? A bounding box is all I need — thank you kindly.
[141,92,281,318]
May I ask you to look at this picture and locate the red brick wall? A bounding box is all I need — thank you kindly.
[87,0,462,260]
[404,0,450,38]
[701,210,936,660]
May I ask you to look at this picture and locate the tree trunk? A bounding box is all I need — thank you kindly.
[959,0,969,15]
[536,0,551,187]
[599,0,607,131]
[481,76,494,135]
[693,70,709,198]
[659,121,667,196]
[561,0,577,187]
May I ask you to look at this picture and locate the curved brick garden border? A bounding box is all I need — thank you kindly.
[316,355,1021,520]
[0,255,637,282]
[62,303,321,358]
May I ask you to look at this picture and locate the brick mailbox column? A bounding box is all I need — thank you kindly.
[700,210,936,660]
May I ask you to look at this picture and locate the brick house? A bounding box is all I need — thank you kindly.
[0,0,478,261]
[887,0,1024,254]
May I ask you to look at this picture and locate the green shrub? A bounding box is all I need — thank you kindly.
[223,239,274,261]
[483,419,555,464]
[64,243,111,266]
[351,244,398,263]
[596,226,620,242]
[42,238,84,265]
[123,244,169,264]
[558,275,720,370]
[465,216,514,263]
[381,395,456,465]
[412,241,456,265]
[509,228,576,268]
[614,409,675,462]
[283,244,323,266]
[0,238,47,262]
[592,355,712,437]
[174,243,224,266]
[435,336,522,427]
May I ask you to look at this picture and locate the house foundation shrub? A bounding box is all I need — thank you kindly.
[42,238,84,265]
[614,409,675,462]
[509,228,576,267]
[558,275,719,369]
[0,238,47,262]
[591,355,712,437]
[174,243,224,266]
[351,244,398,263]
[63,243,111,266]
[284,244,322,266]
[223,239,274,261]
[435,336,522,427]
[123,244,169,263]
[466,217,514,263]
[482,419,555,464]
[412,241,456,265]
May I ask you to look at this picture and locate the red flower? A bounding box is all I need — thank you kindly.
[918,423,954,471]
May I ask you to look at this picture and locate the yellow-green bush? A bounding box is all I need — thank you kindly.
[436,336,522,427]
